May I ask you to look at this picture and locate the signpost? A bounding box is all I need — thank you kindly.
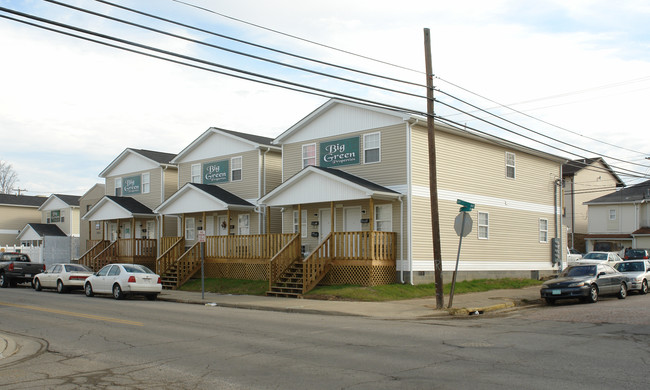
[448,199,475,308]
[198,230,206,299]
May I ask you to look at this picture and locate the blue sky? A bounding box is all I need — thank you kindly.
[1,0,649,196]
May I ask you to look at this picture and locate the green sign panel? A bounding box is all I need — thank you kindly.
[122,175,141,195]
[203,160,229,184]
[51,210,61,223]
[319,136,360,168]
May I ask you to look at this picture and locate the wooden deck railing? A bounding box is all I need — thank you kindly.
[175,242,202,288]
[207,233,295,259]
[91,240,119,271]
[160,236,181,254]
[268,234,301,290]
[332,231,396,260]
[117,239,157,258]
[156,237,185,275]
[302,233,333,293]
[78,240,110,270]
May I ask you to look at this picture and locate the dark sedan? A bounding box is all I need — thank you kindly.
[540,264,628,304]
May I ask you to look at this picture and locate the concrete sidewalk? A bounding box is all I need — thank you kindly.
[156,285,544,320]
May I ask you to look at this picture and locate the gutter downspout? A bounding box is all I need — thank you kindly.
[571,178,575,249]
[399,195,404,283]
[407,120,414,285]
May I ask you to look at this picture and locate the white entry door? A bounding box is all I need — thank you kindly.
[146,221,156,239]
[319,209,332,242]
[108,223,118,242]
[217,216,228,236]
[343,207,362,232]
[206,216,215,236]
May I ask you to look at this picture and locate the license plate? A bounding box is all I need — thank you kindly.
[551,289,561,295]
[25,274,31,278]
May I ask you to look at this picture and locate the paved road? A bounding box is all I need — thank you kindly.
[1,287,649,389]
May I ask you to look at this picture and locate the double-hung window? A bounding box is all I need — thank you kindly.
[185,217,195,240]
[114,177,122,196]
[231,156,242,181]
[374,204,392,231]
[609,209,617,220]
[506,152,516,179]
[142,173,150,194]
[478,212,489,239]
[539,218,549,243]
[302,144,316,168]
[191,164,201,183]
[363,132,381,164]
[293,210,308,238]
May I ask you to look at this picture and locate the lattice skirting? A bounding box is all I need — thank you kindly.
[204,260,268,281]
[320,264,396,286]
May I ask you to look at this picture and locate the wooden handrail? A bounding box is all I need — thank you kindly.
[302,233,334,293]
[332,231,396,261]
[91,240,119,271]
[175,242,202,288]
[268,233,300,291]
[207,233,295,259]
[78,240,109,270]
[156,237,185,275]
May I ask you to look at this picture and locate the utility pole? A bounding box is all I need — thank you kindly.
[12,188,28,195]
[424,28,444,309]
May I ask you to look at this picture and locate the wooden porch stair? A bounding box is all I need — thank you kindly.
[266,260,304,298]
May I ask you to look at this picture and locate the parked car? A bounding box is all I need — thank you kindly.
[84,263,162,300]
[623,248,650,260]
[540,263,628,304]
[0,252,46,288]
[567,248,583,264]
[33,263,94,293]
[576,251,622,264]
[613,260,650,294]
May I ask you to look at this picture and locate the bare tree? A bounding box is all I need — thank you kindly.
[0,159,19,194]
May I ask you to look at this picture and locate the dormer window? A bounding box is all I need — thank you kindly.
[114,178,122,196]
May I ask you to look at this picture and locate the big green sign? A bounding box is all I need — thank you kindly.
[203,160,229,184]
[122,175,142,195]
[319,136,360,168]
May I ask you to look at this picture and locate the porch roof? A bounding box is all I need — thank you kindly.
[17,223,67,241]
[259,166,401,207]
[154,183,255,215]
[82,196,155,221]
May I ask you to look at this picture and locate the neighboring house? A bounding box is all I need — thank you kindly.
[562,157,624,252]
[80,148,178,270]
[584,179,650,252]
[79,183,106,254]
[38,194,81,237]
[260,99,567,290]
[0,194,46,246]
[153,128,284,287]
[16,223,70,266]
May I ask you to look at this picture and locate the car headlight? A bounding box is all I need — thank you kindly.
[568,282,585,287]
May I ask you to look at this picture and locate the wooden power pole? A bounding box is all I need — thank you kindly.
[424,28,444,309]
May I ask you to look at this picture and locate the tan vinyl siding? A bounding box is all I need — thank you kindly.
[0,205,41,246]
[264,151,283,195]
[70,208,80,236]
[282,124,408,188]
[163,167,178,202]
[568,160,619,234]
[178,150,260,200]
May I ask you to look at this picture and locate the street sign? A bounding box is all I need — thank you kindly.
[454,213,473,237]
[197,230,206,243]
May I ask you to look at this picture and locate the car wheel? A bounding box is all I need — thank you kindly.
[34,278,42,291]
[545,297,556,305]
[641,280,648,295]
[57,280,67,294]
[112,284,124,300]
[618,283,627,299]
[586,285,598,303]
[145,294,158,301]
[84,283,94,297]
[0,273,9,288]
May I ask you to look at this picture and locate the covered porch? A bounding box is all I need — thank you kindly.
[79,196,158,271]
[260,166,402,296]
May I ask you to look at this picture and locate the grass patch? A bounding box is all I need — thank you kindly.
[178,277,543,301]
[179,278,268,296]
[305,278,543,302]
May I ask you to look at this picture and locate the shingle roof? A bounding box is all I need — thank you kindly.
[312,166,400,194]
[132,149,177,164]
[25,223,67,237]
[188,183,254,206]
[563,157,624,187]
[105,196,155,214]
[0,194,47,207]
[586,179,650,204]
[52,194,81,206]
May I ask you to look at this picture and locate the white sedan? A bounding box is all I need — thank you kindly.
[33,263,94,293]
[84,263,162,300]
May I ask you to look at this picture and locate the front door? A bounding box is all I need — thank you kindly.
[146,221,156,239]
[343,207,362,232]
[206,216,215,236]
[319,209,332,242]
[108,223,118,242]
[217,216,228,236]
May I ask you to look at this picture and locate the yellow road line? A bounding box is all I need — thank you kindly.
[0,301,143,326]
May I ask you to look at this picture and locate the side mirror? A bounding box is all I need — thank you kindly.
[597,272,606,278]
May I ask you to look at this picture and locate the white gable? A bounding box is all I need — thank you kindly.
[104,152,158,177]
[263,170,371,207]
[178,132,257,163]
[18,225,42,241]
[156,187,230,214]
[84,199,133,221]
[40,197,70,211]
[282,103,405,144]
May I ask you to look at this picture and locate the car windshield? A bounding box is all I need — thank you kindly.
[64,264,92,272]
[626,250,646,258]
[562,266,597,277]
[583,253,607,260]
[2,254,29,261]
[614,262,644,272]
[123,265,155,274]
